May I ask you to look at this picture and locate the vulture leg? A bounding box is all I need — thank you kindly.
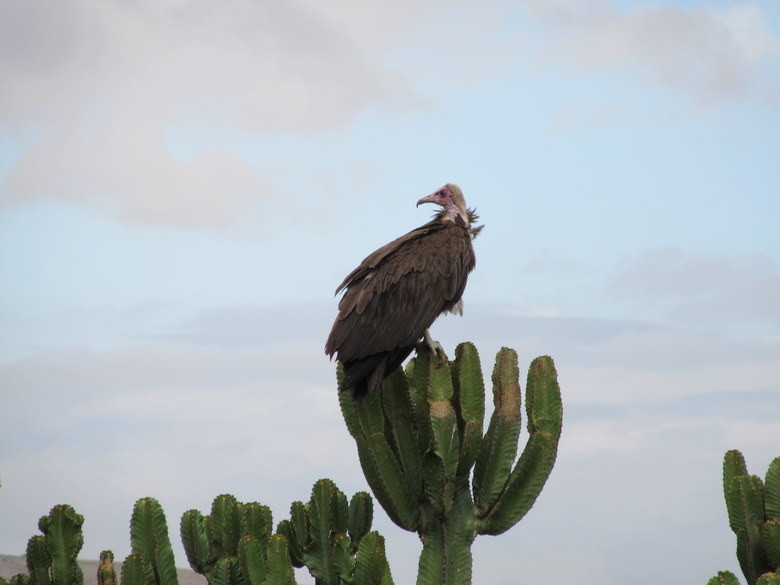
[420,329,447,360]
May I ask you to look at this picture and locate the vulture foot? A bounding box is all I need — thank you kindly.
[420,330,448,362]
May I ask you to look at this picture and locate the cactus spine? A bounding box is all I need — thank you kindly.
[710,450,780,585]
[338,343,563,585]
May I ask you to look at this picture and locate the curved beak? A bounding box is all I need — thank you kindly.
[416,193,438,207]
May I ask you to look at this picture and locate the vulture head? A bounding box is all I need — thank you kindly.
[418,183,483,238]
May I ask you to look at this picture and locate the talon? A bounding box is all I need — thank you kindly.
[420,330,447,361]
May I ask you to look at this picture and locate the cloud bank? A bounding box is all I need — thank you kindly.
[3,1,778,227]
[520,0,780,102]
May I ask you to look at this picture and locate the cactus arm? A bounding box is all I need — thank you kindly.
[523,356,563,439]
[208,558,242,585]
[242,503,273,550]
[353,532,394,585]
[472,348,522,515]
[332,533,355,581]
[238,535,266,585]
[381,368,424,509]
[305,479,340,584]
[764,520,780,573]
[264,534,296,585]
[406,358,432,458]
[421,351,460,516]
[120,553,152,585]
[283,501,309,567]
[765,457,780,572]
[728,475,768,584]
[340,386,402,523]
[725,450,750,502]
[180,510,210,575]
[276,506,305,569]
[39,506,84,585]
[478,433,557,535]
[25,536,51,585]
[478,356,562,535]
[341,391,405,527]
[331,484,350,536]
[338,368,363,438]
[130,497,179,585]
[451,343,485,476]
[209,495,244,560]
[348,391,419,530]
[348,492,373,548]
[766,458,780,521]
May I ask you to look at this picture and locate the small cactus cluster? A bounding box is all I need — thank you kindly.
[182,480,393,585]
[2,481,392,585]
[708,450,780,585]
[180,493,295,585]
[338,343,563,585]
[277,479,393,585]
[16,504,85,585]
[1,498,181,585]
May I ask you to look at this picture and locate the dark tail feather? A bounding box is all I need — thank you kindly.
[340,346,415,400]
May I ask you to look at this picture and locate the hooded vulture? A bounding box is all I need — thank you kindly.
[325,183,482,398]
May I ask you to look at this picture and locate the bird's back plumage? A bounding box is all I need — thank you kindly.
[326,212,476,398]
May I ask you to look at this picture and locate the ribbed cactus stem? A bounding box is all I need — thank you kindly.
[25,535,50,585]
[417,475,476,585]
[130,497,178,585]
[37,505,84,585]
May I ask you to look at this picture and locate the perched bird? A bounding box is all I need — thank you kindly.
[325,183,482,398]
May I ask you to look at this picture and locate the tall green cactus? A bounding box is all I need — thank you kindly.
[708,450,780,585]
[276,478,394,585]
[338,343,563,585]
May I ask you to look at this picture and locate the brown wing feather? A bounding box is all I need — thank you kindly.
[325,220,475,367]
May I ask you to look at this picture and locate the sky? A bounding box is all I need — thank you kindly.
[1,0,779,584]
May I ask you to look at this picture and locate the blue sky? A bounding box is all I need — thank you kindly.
[1,1,779,584]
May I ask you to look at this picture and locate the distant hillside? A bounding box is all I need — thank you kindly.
[0,554,206,585]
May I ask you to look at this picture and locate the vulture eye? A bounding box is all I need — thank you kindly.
[438,190,446,196]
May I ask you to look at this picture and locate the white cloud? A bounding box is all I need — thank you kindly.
[0,1,400,130]
[518,1,780,103]
[0,0,416,226]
